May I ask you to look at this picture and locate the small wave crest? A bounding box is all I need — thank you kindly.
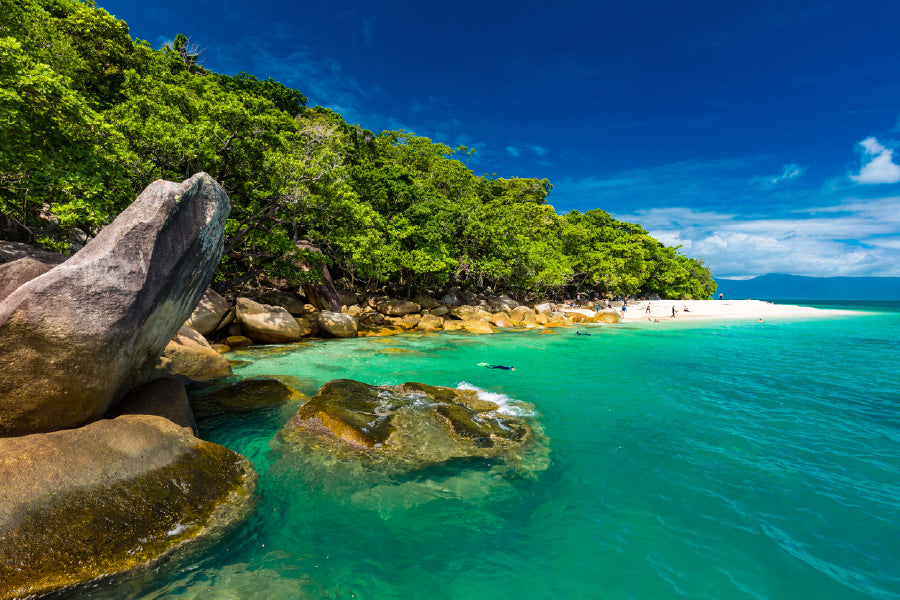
[456,382,534,416]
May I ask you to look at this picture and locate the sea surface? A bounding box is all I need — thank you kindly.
[64,301,900,599]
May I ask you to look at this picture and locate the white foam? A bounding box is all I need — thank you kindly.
[456,382,534,417]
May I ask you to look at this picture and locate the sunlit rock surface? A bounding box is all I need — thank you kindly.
[0,415,255,600]
[0,173,229,436]
[281,379,538,472]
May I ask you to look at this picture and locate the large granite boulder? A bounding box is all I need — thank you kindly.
[509,306,540,328]
[442,290,461,306]
[375,298,421,316]
[236,297,303,344]
[281,379,535,471]
[487,295,518,312]
[378,315,413,331]
[449,304,479,320]
[416,314,444,331]
[0,241,66,265]
[460,317,495,334]
[0,415,255,599]
[428,305,451,317]
[0,173,230,437]
[184,287,232,335]
[0,257,59,304]
[258,292,306,316]
[412,294,439,310]
[593,309,621,323]
[317,310,358,338]
[490,312,513,328]
[154,325,233,383]
[533,301,552,314]
[509,305,537,323]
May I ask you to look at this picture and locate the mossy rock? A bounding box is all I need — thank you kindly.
[189,376,308,418]
[0,415,255,600]
[225,335,253,348]
[281,379,536,472]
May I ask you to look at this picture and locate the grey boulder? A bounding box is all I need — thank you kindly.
[0,173,230,437]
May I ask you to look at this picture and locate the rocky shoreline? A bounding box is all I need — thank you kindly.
[0,174,254,600]
[0,173,582,599]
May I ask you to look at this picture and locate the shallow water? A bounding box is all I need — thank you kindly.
[63,303,900,599]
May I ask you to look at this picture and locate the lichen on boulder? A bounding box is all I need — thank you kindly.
[0,173,230,436]
[0,415,255,600]
[281,379,537,472]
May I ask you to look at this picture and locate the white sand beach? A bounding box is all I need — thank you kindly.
[566,300,857,322]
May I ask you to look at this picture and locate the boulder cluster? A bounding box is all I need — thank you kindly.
[0,174,255,600]
[281,379,538,473]
[0,172,583,598]
[178,286,620,355]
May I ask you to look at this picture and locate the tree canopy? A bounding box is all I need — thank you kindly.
[0,0,716,300]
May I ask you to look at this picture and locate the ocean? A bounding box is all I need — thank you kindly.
[62,301,900,599]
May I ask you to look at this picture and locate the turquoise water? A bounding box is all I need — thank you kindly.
[68,303,900,599]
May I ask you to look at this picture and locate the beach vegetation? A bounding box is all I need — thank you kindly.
[0,0,716,299]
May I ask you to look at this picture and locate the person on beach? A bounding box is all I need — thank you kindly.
[645,304,651,314]
[683,305,690,312]
[672,306,676,318]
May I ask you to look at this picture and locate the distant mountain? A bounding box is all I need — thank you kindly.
[715,273,900,300]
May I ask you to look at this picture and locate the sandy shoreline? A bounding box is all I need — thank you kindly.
[563,299,858,323]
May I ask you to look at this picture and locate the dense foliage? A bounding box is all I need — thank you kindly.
[0,0,716,299]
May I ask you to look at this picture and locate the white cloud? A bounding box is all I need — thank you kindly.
[506,146,521,157]
[611,197,900,278]
[770,163,804,184]
[850,137,900,184]
[530,144,548,158]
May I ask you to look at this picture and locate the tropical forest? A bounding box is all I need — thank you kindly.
[0,0,717,300]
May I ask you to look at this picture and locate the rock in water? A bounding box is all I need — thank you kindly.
[0,415,255,599]
[281,379,535,471]
[235,297,303,344]
[0,173,230,436]
[317,310,358,338]
[154,325,233,384]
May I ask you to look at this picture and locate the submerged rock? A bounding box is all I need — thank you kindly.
[0,415,255,600]
[0,173,230,436]
[281,379,535,472]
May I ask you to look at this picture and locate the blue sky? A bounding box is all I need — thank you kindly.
[97,0,900,279]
